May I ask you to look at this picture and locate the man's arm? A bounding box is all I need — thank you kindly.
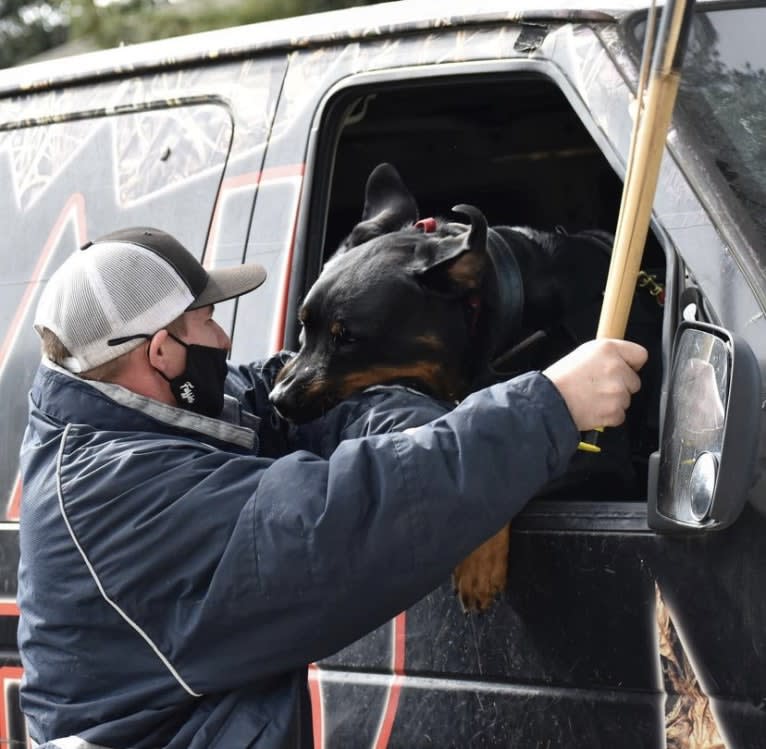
[61,371,574,697]
[65,340,643,695]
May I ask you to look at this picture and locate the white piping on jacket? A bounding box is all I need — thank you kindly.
[31,735,113,748]
[56,423,203,698]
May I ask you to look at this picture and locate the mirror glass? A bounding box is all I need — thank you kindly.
[657,328,730,524]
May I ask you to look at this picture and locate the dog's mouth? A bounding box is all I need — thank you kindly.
[270,364,339,423]
[270,390,337,424]
[272,399,335,425]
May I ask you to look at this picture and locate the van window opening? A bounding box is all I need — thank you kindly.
[311,75,666,503]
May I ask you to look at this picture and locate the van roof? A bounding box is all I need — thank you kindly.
[0,0,720,96]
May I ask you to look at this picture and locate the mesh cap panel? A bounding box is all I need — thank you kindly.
[63,269,112,350]
[101,249,181,323]
[35,242,194,373]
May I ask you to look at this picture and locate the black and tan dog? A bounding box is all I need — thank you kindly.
[271,162,657,610]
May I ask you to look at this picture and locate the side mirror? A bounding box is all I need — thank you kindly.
[648,321,761,531]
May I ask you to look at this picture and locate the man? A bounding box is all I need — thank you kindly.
[18,227,646,749]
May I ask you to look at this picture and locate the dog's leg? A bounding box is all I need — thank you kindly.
[452,524,510,612]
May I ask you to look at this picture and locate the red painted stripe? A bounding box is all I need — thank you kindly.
[0,666,23,746]
[2,194,87,525]
[0,603,19,617]
[0,193,87,377]
[374,612,407,749]
[204,163,305,270]
[204,171,260,270]
[273,179,304,351]
[222,164,305,192]
[308,663,324,749]
[5,475,21,522]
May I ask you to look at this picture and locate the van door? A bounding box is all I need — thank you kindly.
[252,12,766,748]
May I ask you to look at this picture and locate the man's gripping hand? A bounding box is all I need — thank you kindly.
[543,339,648,432]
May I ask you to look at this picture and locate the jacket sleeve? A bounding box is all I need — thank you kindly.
[62,371,578,694]
[225,352,295,457]
[226,351,295,399]
[291,386,452,458]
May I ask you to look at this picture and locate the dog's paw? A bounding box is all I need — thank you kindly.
[452,525,510,612]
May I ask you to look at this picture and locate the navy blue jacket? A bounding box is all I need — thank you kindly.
[18,356,578,749]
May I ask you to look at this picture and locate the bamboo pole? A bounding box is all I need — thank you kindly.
[597,0,695,339]
[578,0,695,452]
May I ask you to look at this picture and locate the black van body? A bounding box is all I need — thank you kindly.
[1,1,765,746]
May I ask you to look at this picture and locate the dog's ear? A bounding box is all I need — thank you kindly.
[341,163,419,251]
[410,204,489,294]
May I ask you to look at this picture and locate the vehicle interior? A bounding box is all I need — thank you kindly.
[299,74,665,501]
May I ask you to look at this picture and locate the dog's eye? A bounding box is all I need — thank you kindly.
[331,323,357,346]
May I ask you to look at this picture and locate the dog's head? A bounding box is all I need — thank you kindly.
[270,163,524,422]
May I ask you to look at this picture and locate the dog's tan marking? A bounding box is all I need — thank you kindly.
[330,320,344,337]
[446,252,486,288]
[273,360,293,385]
[413,335,444,351]
[452,525,510,612]
[340,362,447,398]
[304,378,329,397]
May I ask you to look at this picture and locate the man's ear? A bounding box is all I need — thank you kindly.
[148,329,182,378]
[410,204,489,295]
[339,163,419,251]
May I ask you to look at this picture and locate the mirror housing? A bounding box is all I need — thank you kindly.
[648,321,761,531]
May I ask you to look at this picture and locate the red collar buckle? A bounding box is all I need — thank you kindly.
[414,217,437,233]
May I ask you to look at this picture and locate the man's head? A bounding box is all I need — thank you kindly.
[35,227,266,414]
[36,227,265,372]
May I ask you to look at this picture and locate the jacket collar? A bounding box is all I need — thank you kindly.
[36,359,256,450]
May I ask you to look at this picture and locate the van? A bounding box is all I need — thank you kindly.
[2,1,765,746]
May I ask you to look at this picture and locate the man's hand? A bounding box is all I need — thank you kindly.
[543,339,648,431]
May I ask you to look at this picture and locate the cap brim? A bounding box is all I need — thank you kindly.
[189,263,267,309]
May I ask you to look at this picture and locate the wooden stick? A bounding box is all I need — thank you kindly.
[578,0,695,452]
[597,0,695,339]
[610,1,658,279]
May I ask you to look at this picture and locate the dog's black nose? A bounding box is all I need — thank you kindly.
[269,365,327,424]
[269,378,292,414]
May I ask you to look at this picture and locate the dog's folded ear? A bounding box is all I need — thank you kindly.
[409,204,489,294]
[339,163,419,251]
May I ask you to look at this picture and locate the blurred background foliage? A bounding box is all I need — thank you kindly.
[0,0,380,68]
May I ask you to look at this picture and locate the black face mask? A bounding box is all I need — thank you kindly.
[160,333,229,418]
[107,330,230,418]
